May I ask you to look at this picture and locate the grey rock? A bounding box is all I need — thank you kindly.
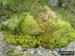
[48,0,59,7]
[14,46,23,54]
[0,32,15,56]
[26,46,55,56]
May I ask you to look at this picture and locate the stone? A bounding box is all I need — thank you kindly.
[48,0,59,7]
[14,46,23,54]
[0,32,16,56]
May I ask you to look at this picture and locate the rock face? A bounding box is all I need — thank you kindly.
[48,0,59,7]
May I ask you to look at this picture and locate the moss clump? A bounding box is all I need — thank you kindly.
[53,7,75,29]
[3,32,17,45]
[48,19,75,49]
[17,35,38,48]
[3,32,40,48]
[36,19,75,49]
[20,14,43,35]
[2,15,21,31]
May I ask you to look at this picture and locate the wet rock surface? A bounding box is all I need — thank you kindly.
[0,32,75,56]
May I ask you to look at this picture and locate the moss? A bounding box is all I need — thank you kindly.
[17,34,38,48]
[36,19,75,49]
[20,13,43,35]
[1,0,75,50]
[3,32,17,45]
[48,19,75,49]
[2,15,21,31]
[53,7,75,29]
[2,13,75,50]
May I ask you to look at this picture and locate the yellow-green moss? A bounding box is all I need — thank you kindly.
[20,14,43,35]
[17,34,38,48]
[48,19,75,49]
[3,32,17,45]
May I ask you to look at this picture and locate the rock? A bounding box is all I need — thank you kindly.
[48,0,59,7]
[23,52,32,56]
[52,50,61,56]
[14,46,23,54]
[0,32,16,56]
[26,46,55,56]
[0,34,15,56]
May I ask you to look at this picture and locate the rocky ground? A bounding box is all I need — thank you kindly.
[0,32,75,56]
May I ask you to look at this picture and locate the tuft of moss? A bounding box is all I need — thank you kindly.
[36,19,75,49]
[20,14,43,35]
[2,15,20,31]
[17,34,38,48]
[48,19,75,49]
[3,32,17,45]
[53,7,75,29]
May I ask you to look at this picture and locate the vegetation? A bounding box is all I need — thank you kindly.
[0,0,75,50]
[53,7,75,29]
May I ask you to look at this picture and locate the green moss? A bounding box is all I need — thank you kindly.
[20,14,43,35]
[17,34,38,48]
[2,15,20,31]
[2,16,75,50]
[48,19,75,49]
[1,1,75,50]
[53,7,75,29]
[36,19,75,49]
[3,32,17,45]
